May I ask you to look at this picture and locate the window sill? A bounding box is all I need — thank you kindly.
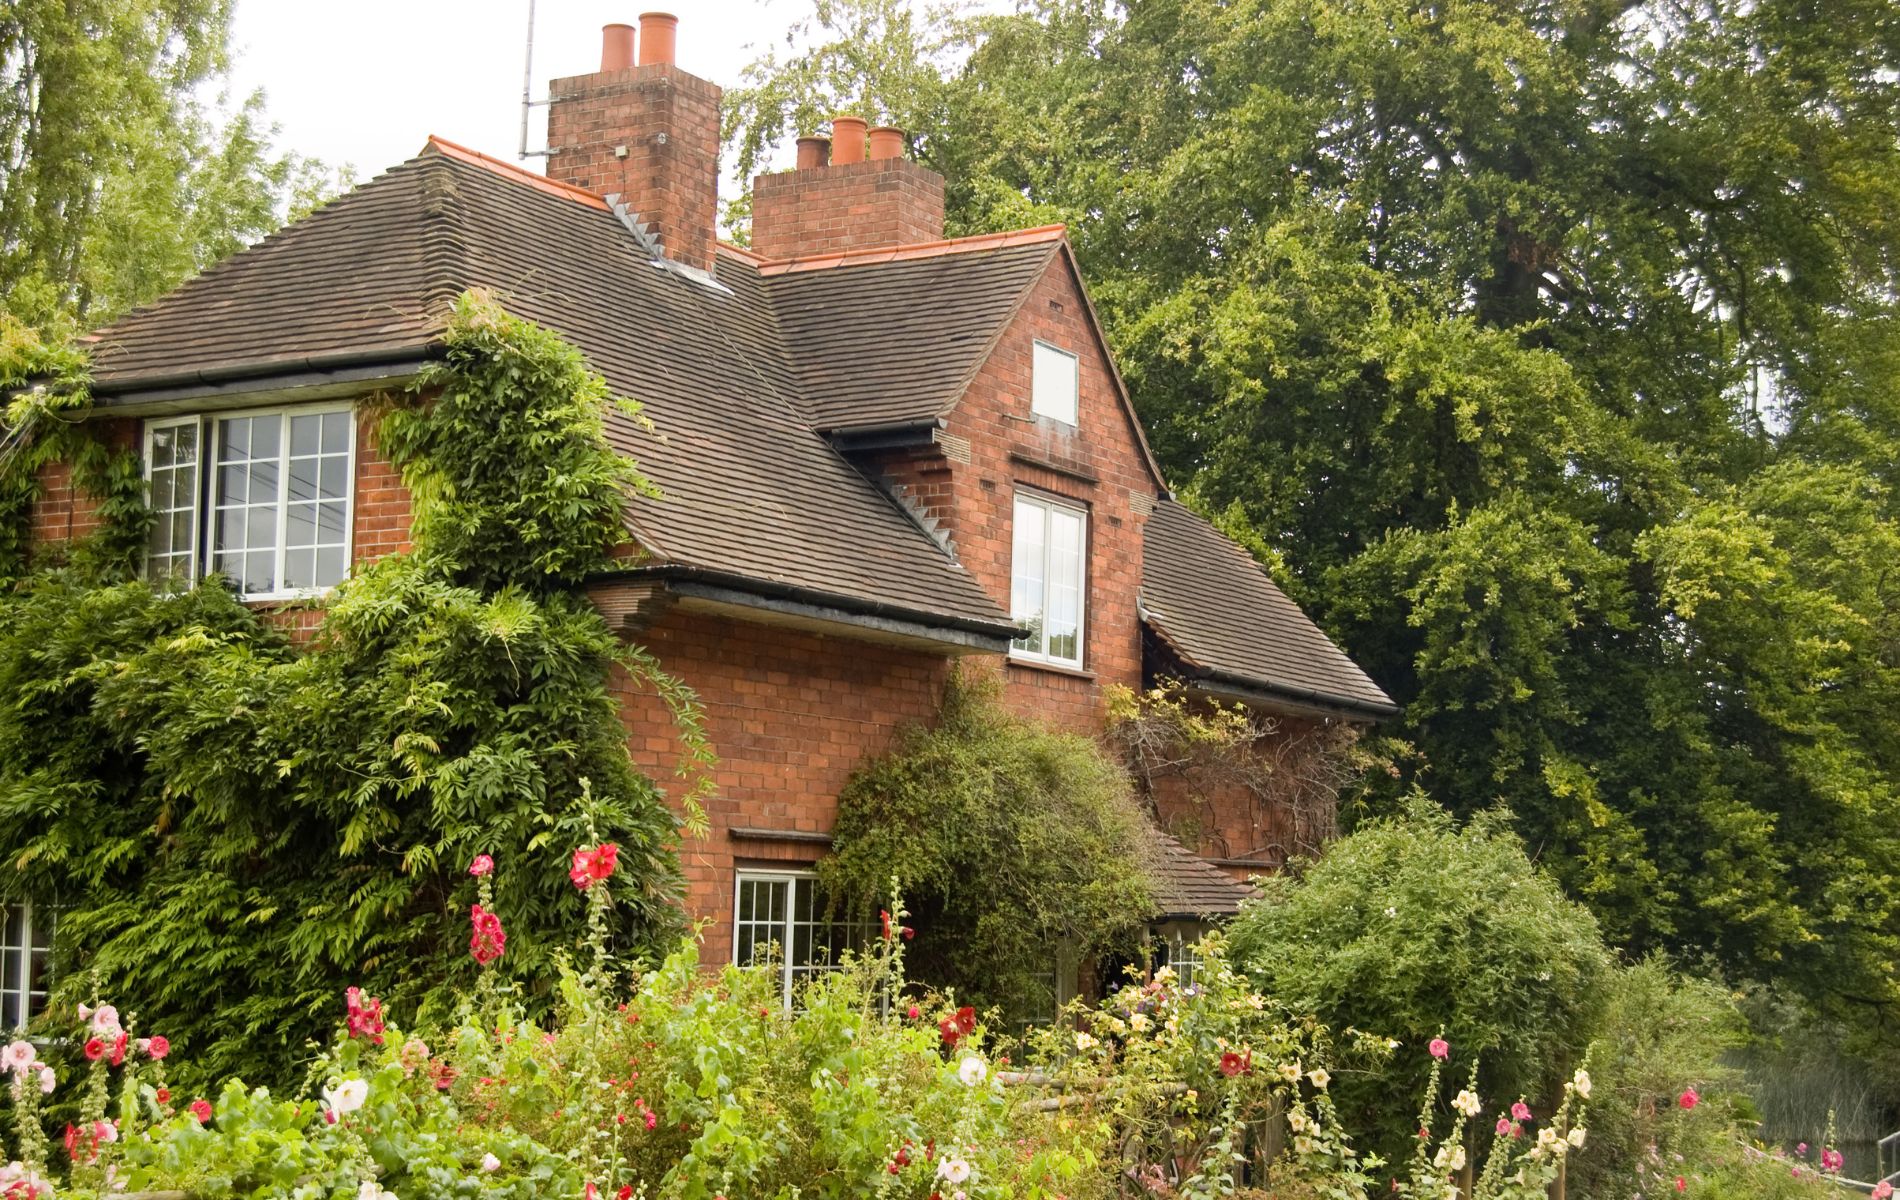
[1007,655,1096,681]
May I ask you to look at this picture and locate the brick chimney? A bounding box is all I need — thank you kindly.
[749,118,946,260]
[546,14,721,273]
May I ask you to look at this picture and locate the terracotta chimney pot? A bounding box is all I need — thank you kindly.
[831,115,867,164]
[637,12,678,67]
[601,24,635,72]
[867,126,905,161]
[795,136,832,170]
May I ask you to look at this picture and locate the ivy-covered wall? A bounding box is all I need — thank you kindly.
[0,292,706,1088]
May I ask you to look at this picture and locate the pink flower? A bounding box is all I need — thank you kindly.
[109,1033,127,1068]
[470,903,507,965]
[1797,1143,1809,1156]
[144,1035,170,1061]
[1675,1177,1686,1193]
[37,1066,55,1094]
[569,843,620,890]
[1496,1118,1512,1136]
[2,1040,36,1074]
[188,1098,212,1124]
[907,1004,921,1020]
[1428,1038,1449,1060]
[643,1109,657,1130]
[345,987,386,1044]
[82,1039,104,1062]
[1821,1148,1844,1172]
[469,854,494,877]
[1677,1087,1699,1110]
[1870,1181,1892,1199]
[93,1120,117,1145]
[1510,1101,1532,1122]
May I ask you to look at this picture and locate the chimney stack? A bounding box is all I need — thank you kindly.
[546,14,722,273]
[749,122,946,261]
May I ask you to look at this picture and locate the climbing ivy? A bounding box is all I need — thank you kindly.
[0,290,707,1088]
[821,668,1155,1018]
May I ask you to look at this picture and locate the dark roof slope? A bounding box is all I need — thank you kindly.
[760,235,1059,433]
[1142,500,1396,717]
[1148,831,1259,919]
[85,145,1011,635]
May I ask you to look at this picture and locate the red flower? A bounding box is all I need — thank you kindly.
[1678,1087,1699,1111]
[938,1015,961,1048]
[109,1033,128,1067]
[880,910,893,940]
[955,1006,977,1035]
[1219,1052,1247,1078]
[907,1004,921,1021]
[188,1098,212,1124]
[570,843,620,890]
[345,987,386,1045]
[155,1087,171,1105]
[145,1035,170,1061]
[617,1188,634,1200]
[469,854,494,877]
[62,1124,77,1156]
[902,925,915,940]
[470,903,507,965]
[82,1038,104,1062]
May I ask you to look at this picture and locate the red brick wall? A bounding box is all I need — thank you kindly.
[28,418,138,549]
[612,605,952,965]
[750,159,946,260]
[546,62,722,273]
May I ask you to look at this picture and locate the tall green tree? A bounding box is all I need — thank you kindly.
[727,0,1900,1052]
[1,0,335,327]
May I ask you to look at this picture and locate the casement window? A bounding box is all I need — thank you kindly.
[1009,491,1087,667]
[731,870,862,1007]
[142,406,355,599]
[1031,341,1079,426]
[0,902,53,1030]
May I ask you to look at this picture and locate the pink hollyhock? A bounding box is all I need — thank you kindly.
[1218,1052,1246,1078]
[1678,1087,1699,1110]
[345,987,386,1045]
[1496,1118,1512,1136]
[1797,1142,1809,1156]
[1428,1038,1449,1060]
[145,1035,170,1061]
[1511,1101,1532,1122]
[82,1039,104,1062]
[569,843,620,890]
[109,1033,127,1068]
[188,1098,212,1124]
[469,854,494,877]
[470,903,507,965]
[1871,1181,1892,1199]
[1821,1148,1844,1172]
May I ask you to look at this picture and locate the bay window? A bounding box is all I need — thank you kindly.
[1010,491,1087,666]
[143,406,355,599]
[732,870,862,1007]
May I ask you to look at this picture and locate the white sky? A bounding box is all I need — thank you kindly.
[223,1,999,186]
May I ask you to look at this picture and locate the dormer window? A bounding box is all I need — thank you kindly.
[1031,341,1079,426]
[142,406,355,600]
[1010,491,1086,667]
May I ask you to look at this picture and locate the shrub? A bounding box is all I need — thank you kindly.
[1224,800,1612,1172]
[822,669,1155,1018]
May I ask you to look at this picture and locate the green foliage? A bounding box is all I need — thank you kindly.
[1225,803,1611,1171]
[0,294,702,1088]
[822,669,1155,1018]
[729,0,1900,1073]
[1,0,342,328]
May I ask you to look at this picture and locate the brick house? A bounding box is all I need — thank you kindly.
[16,14,1392,1013]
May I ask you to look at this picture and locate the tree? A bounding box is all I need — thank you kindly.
[727,0,1900,1058]
[1,0,336,328]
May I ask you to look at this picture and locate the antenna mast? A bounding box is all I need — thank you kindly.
[518,0,549,159]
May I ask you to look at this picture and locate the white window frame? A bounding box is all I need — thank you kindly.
[1009,490,1088,668]
[1031,340,1079,426]
[1,901,54,1030]
[143,404,357,602]
[730,869,861,1008]
[142,415,204,588]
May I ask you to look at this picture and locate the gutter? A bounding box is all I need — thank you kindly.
[1191,667,1400,722]
[824,418,943,454]
[84,347,440,407]
[601,562,1023,644]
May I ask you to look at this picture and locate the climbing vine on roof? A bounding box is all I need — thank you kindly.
[0,290,709,1089]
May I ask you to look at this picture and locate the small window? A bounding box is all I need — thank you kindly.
[1010,492,1087,666]
[1031,341,1079,426]
[0,902,54,1030]
[144,405,354,599]
[732,871,863,1007]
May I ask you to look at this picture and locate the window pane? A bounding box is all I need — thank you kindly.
[284,548,316,591]
[321,412,350,453]
[287,458,318,503]
[1046,508,1084,663]
[1031,342,1079,425]
[144,421,200,588]
[314,546,346,589]
[290,413,321,457]
[1010,497,1047,654]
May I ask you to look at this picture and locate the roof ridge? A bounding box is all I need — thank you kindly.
[753,224,1068,276]
[421,135,610,212]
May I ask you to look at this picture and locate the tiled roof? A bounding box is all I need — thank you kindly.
[1148,830,1259,919]
[1142,500,1397,717]
[85,143,1013,636]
